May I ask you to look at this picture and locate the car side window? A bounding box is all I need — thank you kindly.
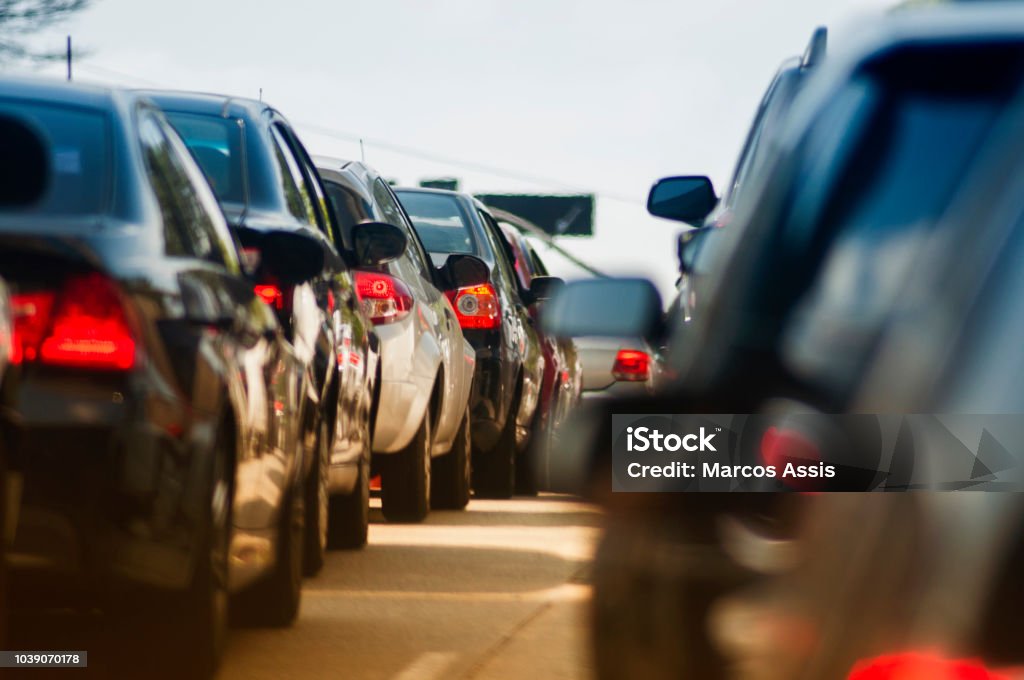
[138,109,229,267]
[269,123,319,227]
[374,179,433,280]
[478,210,521,296]
[279,125,337,244]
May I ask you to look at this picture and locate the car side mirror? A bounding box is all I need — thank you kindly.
[0,114,49,208]
[647,176,717,224]
[541,278,664,341]
[439,254,490,291]
[677,226,714,274]
[235,226,325,285]
[528,276,564,302]
[352,221,407,267]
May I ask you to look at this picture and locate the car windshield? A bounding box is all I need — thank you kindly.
[396,191,476,255]
[0,100,110,217]
[163,111,245,205]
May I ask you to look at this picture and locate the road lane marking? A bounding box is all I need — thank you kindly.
[306,583,591,603]
[392,652,458,680]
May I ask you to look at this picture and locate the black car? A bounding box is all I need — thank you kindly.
[545,6,1024,678]
[395,188,553,499]
[650,27,826,330]
[0,77,319,676]
[147,92,384,559]
[738,87,1024,679]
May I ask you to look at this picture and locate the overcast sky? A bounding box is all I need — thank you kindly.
[15,0,891,295]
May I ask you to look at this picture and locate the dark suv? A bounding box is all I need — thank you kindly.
[395,188,554,498]
[545,6,1024,678]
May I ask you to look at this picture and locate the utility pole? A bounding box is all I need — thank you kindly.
[66,36,72,81]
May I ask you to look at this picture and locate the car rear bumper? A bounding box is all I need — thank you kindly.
[581,381,655,401]
[8,374,208,602]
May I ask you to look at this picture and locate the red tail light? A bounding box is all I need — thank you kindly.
[355,271,413,325]
[253,275,294,313]
[255,283,284,309]
[12,272,137,371]
[760,426,821,469]
[612,349,651,382]
[849,652,1016,679]
[445,283,500,330]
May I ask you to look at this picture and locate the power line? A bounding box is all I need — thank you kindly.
[74,60,647,207]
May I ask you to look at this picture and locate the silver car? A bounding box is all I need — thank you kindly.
[315,158,481,522]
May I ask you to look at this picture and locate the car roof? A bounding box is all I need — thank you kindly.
[0,75,125,110]
[137,89,272,122]
[314,156,378,189]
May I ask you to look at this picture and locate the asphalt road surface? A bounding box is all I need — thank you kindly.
[8,494,601,680]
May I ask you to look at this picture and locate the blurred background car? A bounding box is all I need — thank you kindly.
[649,27,827,335]
[316,158,483,521]
[395,187,549,499]
[150,92,380,562]
[725,93,1024,678]
[544,4,1024,678]
[0,78,322,677]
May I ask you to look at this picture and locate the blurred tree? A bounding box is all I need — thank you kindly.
[0,0,91,63]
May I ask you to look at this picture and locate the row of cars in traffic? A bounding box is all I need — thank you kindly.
[0,76,595,676]
[540,3,1024,678]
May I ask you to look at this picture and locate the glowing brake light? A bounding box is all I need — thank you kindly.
[445,283,500,330]
[354,271,413,325]
[612,349,651,382]
[255,283,284,309]
[849,652,1016,679]
[760,426,821,469]
[11,272,138,371]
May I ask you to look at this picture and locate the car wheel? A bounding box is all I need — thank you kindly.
[327,436,370,549]
[303,419,330,575]
[432,408,472,510]
[515,408,542,497]
[591,516,737,680]
[131,430,231,679]
[473,397,517,499]
[233,474,304,627]
[381,413,431,522]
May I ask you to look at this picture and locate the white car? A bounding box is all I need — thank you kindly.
[316,158,481,522]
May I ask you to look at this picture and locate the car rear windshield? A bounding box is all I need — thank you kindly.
[0,100,110,216]
[778,41,1024,395]
[396,191,476,255]
[163,111,245,205]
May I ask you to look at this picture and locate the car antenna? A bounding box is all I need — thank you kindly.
[360,139,366,163]
[66,35,72,81]
[802,26,827,69]
[259,88,263,102]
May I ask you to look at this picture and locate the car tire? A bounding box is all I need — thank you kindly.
[233,474,304,627]
[474,395,517,499]
[129,430,231,679]
[591,516,737,680]
[515,408,542,497]
[381,413,431,522]
[303,419,330,575]
[432,408,471,510]
[327,437,370,549]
